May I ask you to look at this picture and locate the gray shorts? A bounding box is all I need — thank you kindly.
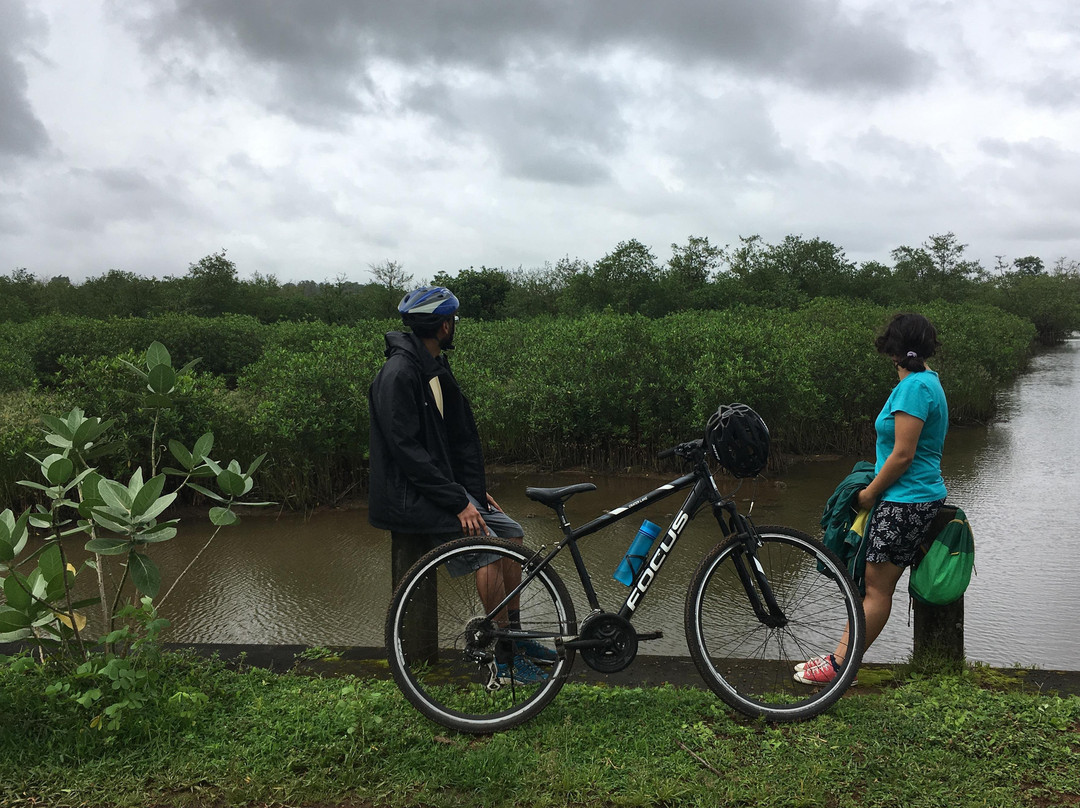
[865,499,946,568]
[413,494,525,577]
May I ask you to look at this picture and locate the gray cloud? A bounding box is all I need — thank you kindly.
[0,1,49,159]
[117,0,931,119]
[1023,73,1080,109]
[118,1,926,187]
[408,66,626,186]
[43,167,194,232]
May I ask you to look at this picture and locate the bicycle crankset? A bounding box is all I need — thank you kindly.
[577,612,638,673]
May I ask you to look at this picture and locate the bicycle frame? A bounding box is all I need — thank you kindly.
[487,447,787,641]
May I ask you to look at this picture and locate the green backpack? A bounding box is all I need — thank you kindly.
[909,505,975,606]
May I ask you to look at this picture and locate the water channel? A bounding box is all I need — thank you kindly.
[100,338,1080,669]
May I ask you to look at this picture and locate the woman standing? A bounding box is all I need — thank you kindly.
[796,312,949,685]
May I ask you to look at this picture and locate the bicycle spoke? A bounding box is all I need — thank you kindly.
[387,538,575,733]
[686,527,864,720]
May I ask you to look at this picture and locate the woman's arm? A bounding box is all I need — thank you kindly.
[857,411,924,510]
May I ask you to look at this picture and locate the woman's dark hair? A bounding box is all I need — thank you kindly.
[875,313,941,372]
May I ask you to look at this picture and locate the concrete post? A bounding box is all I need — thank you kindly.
[391,534,438,664]
[912,596,965,668]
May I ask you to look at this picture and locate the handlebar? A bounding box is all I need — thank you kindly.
[658,438,705,461]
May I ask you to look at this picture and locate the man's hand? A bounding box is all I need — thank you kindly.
[457,501,489,536]
[486,493,503,512]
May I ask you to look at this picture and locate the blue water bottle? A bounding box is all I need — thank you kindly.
[613,519,662,586]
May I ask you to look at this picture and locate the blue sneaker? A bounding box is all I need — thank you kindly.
[516,639,558,665]
[496,654,549,685]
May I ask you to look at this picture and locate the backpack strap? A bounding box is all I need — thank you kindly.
[915,504,959,562]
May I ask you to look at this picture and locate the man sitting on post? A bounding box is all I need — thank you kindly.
[368,285,552,683]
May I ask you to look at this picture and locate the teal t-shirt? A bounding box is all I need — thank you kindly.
[874,369,948,503]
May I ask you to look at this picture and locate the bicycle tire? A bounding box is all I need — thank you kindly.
[685,526,865,721]
[386,537,576,733]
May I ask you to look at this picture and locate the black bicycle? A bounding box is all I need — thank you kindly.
[386,425,865,733]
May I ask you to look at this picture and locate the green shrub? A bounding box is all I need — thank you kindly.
[0,304,1038,506]
[20,314,269,384]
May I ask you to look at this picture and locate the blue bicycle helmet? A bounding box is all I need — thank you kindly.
[398,286,459,328]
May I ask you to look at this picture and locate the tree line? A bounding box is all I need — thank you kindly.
[4,232,1079,343]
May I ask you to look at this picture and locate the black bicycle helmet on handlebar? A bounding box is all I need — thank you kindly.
[705,403,770,478]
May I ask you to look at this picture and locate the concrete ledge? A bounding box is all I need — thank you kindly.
[4,642,1078,697]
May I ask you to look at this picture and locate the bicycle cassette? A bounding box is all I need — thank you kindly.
[578,612,638,673]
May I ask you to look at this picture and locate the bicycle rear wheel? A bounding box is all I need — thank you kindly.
[386,537,576,733]
[685,526,865,721]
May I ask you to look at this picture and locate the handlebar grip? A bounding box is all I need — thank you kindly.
[657,446,676,460]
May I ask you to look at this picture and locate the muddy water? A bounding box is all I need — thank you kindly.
[108,339,1080,668]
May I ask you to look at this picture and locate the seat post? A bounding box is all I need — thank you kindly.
[554,503,572,534]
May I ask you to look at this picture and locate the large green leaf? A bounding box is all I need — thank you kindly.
[246,453,267,477]
[0,606,31,633]
[138,525,177,543]
[89,512,131,535]
[7,511,29,557]
[177,357,202,376]
[44,455,74,486]
[193,432,214,463]
[144,393,174,409]
[73,416,112,447]
[37,544,63,583]
[118,357,148,381]
[4,574,32,611]
[128,552,161,598]
[45,434,72,449]
[217,469,246,498]
[168,440,194,470]
[137,491,177,523]
[145,341,171,369]
[40,414,73,440]
[209,507,238,526]
[148,364,177,396]
[131,474,167,517]
[85,537,131,556]
[98,479,133,512]
[188,483,227,503]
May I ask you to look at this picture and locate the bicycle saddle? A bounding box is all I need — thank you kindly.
[525,483,597,508]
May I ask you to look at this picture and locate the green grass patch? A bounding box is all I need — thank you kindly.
[0,653,1077,807]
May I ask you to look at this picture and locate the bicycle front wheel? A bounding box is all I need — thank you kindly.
[386,537,576,733]
[685,526,865,721]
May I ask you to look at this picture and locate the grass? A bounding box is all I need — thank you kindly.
[0,652,1077,807]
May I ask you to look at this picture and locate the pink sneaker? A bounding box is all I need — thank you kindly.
[793,655,856,686]
[794,655,827,674]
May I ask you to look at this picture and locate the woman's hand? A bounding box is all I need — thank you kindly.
[856,487,877,511]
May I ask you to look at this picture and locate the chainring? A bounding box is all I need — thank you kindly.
[578,612,638,673]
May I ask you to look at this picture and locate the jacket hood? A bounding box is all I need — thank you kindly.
[384,330,442,377]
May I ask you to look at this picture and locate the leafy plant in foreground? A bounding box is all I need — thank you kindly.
[0,342,271,727]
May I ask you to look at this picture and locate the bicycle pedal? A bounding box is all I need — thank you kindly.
[636,631,664,641]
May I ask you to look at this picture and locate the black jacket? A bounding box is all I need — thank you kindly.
[367,331,487,533]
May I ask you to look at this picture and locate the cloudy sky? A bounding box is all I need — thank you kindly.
[2,0,1080,284]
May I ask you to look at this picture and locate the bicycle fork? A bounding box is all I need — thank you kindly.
[714,504,788,628]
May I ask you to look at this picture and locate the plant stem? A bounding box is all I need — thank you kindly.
[150,411,159,478]
[109,563,130,634]
[51,535,88,661]
[76,478,113,651]
[158,524,223,608]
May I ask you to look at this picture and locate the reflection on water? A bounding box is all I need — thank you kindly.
[113,339,1080,668]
